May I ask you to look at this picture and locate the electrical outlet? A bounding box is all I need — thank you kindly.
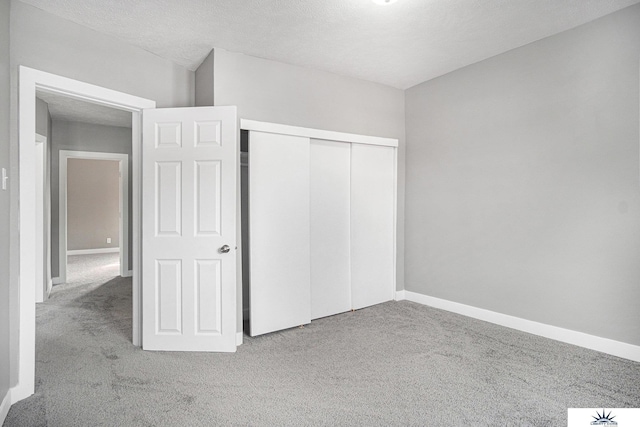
[106,237,111,244]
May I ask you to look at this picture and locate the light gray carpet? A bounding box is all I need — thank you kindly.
[5,254,640,426]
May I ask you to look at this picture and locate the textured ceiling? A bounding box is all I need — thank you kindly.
[37,91,132,129]
[22,0,640,89]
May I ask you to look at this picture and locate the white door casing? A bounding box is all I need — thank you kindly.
[34,135,46,303]
[17,66,155,404]
[142,106,237,352]
[58,151,129,283]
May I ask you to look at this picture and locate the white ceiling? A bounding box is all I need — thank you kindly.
[36,90,132,129]
[23,0,640,89]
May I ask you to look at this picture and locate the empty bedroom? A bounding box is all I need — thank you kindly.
[0,0,639,426]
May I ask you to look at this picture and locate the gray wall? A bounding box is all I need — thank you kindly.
[0,0,10,408]
[212,49,406,333]
[405,4,640,346]
[67,158,120,251]
[195,49,214,107]
[35,97,50,137]
[9,1,195,386]
[51,120,133,276]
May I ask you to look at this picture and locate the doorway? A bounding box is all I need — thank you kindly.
[58,152,129,284]
[15,66,155,404]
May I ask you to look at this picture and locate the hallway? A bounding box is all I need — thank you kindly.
[6,253,132,426]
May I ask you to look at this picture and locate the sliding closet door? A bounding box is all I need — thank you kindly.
[310,140,351,320]
[249,131,311,336]
[351,143,395,309]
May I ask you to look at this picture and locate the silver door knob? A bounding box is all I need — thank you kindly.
[219,245,231,254]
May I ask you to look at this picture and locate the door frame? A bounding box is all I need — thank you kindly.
[34,133,52,303]
[15,66,155,404]
[58,151,129,282]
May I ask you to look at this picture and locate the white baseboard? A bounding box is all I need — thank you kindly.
[67,248,119,256]
[236,332,243,346]
[0,389,10,426]
[403,290,640,363]
[395,290,406,301]
[122,270,133,278]
[52,277,62,285]
[10,382,31,405]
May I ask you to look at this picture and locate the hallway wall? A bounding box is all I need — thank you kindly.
[66,158,121,251]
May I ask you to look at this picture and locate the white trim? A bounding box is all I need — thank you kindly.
[59,150,129,282]
[404,291,640,363]
[0,389,11,425]
[392,144,398,303]
[131,112,142,347]
[52,277,62,285]
[9,383,26,405]
[17,66,155,404]
[67,248,120,256]
[236,332,243,346]
[34,133,47,304]
[395,290,406,301]
[123,270,133,278]
[241,119,398,148]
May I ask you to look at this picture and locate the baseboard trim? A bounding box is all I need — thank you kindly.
[52,277,62,285]
[122,270,133,278]
[404,291,640,363]
[9,382,32,405]
[0,389,10,425]
[67,248,119,256]
[395,290,406,301]
[236,332,243,346]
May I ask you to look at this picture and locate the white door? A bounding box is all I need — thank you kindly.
[351,143,396,309]
[249,131,311,336]
[142,106,237,352]
[310,139,351,320]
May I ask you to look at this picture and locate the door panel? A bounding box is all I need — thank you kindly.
[249,131,311,336]
[156,161,182,236]
[195,161,221,235]
[142,106,237,352]
[310,139,351,320]
[351,143,395,309]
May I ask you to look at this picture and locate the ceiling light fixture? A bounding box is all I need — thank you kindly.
[372,0,398,5]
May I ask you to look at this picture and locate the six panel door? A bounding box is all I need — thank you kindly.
[142,106,237,352]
